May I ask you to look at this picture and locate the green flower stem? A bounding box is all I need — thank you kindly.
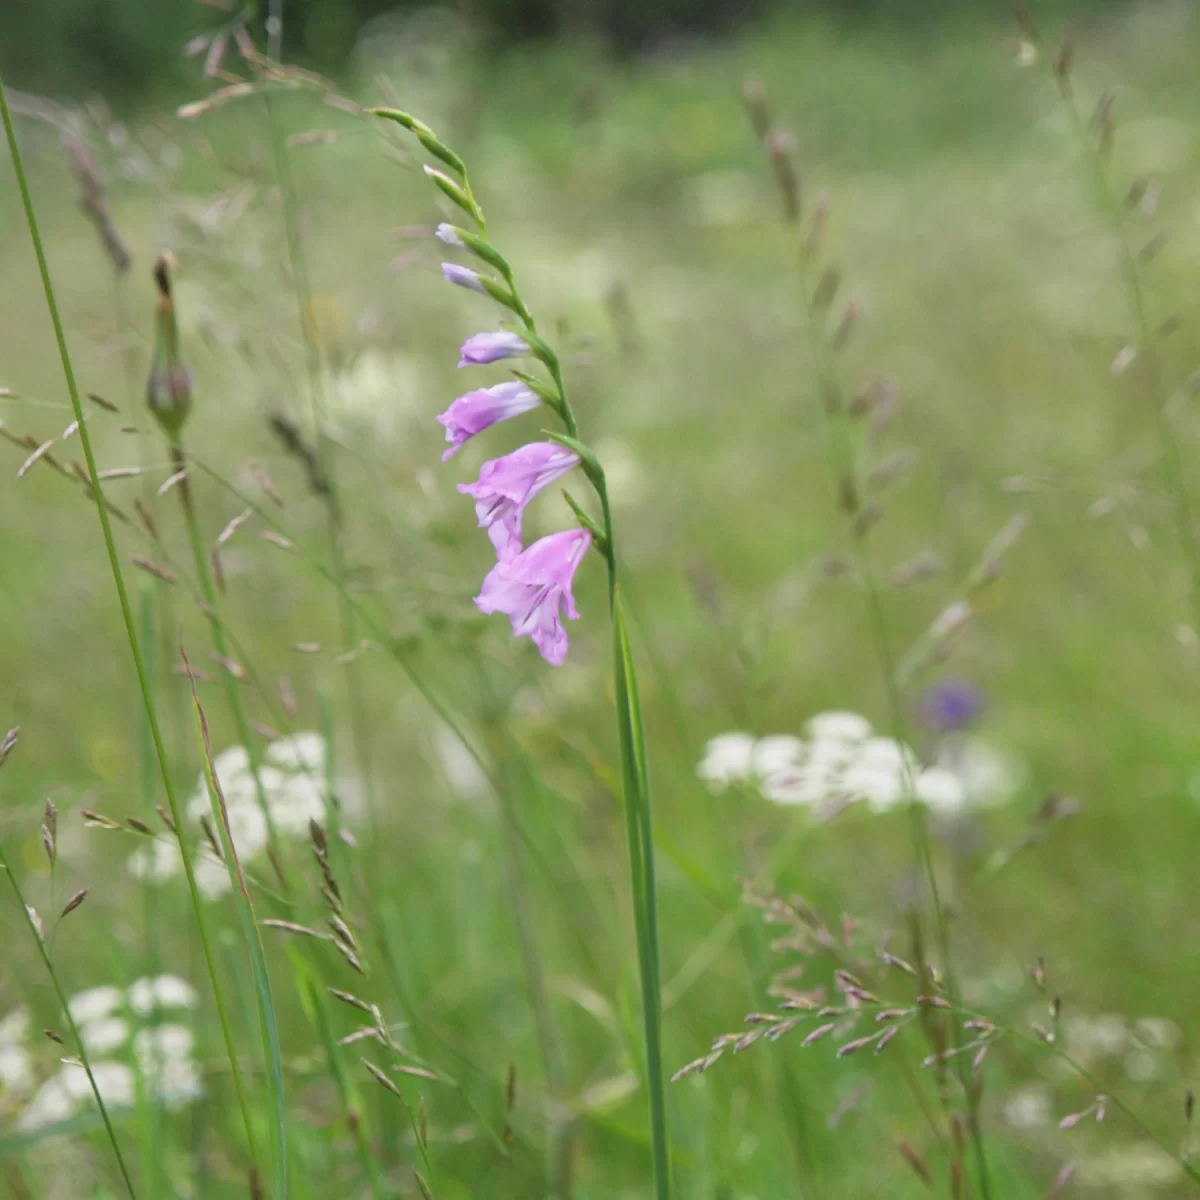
[0,68,261,1179]
[0,840,138,1199]
[409,131,670,1197]
[460,173,670,1200]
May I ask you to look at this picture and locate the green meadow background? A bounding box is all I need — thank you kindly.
[3,1,1200,1195]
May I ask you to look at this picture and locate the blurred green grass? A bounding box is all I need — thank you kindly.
[4,4,1200,1196]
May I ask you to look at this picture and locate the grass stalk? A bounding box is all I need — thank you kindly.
[168,439,290,886]
[0,838,138,1199]
[482,711,573,1196]
[134,579,164,1200]
[0,67,262,1180]
[1032,30,1200,638]
[184,654,288,1200]
[259,65,386,850]
[796,266,992,1197]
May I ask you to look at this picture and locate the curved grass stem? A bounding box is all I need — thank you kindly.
[796,254,992,1198]
[169,441,290,888]
[0,839,139,1199]
[0,67,262,1182]
[1036,31,1200,639]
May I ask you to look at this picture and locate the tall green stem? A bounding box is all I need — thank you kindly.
[0,68,261,1179]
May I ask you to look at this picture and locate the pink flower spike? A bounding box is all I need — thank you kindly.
[475,528,592,665]
[437,382,539,462]
[458,442,580,560]
[458,331,530,368]
[441,262,485,293]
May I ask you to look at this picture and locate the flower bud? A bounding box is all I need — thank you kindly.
[146,254,192,439]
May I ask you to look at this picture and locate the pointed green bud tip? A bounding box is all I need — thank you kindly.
[367,107,418,131]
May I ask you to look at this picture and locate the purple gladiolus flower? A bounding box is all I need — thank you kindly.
[475,528,592,665]
[442,262,485,293]
[459,331,531,368]
[437,382,539,462]
[922,678,985,733]
[436,223,466,248]
[458,442,580,559]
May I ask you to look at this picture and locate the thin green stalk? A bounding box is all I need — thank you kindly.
[954,1002,1200,1192]
[186,658,288,1200]
[135,579,164,1200]
[1040,45,1200,639]
[305,973,385,1200]
[612,593,670,1200]
[186,456,497,793]
[169,439,290,885]
[260,72,385,852]
[114,241,167,1200]
[0,69,261,1178]
[480,705,573,1197]
[0,840,138,1198]
[797,270,992,1197]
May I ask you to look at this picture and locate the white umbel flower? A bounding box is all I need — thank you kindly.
[128,975,198,1016]
[81,1018,130,1055]
[805,711,873,744]
[67,986,123,1026]
[697,732,756,791]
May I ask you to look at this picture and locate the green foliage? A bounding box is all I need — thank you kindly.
[5,5,1200,1197]
[0,0,1139,98]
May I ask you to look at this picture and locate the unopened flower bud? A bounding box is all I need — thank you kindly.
[146,254,192,439]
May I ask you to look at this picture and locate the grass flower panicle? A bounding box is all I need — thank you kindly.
[126,732,331,897]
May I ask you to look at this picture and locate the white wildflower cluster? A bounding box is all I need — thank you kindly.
[1080,1144,1183,1190]
[1048,1011,1183,1084]
[697,711,1020,816]
[329,348,430,440]
[11,975,202,1132]
[1003,1083,1052,1130]
[126,733,328,899]
[0,1006,33,1101]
